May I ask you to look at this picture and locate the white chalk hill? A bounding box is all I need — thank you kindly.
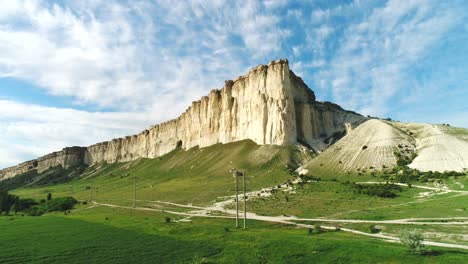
[304,119,468,174]
[304,119,414,174]
[393,122,468,172]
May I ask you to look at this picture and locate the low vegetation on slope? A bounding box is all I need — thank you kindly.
[10,140,312,206]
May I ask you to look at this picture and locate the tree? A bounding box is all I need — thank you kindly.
[0,191,18,215]
[47,193,52,201]
[400,229,429,255]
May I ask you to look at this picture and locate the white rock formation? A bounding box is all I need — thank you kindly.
[396,123,468,172]
[304,119,416,173]
[0,59,364,180]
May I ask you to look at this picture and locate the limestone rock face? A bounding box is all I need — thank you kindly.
[0,147,86,180]
[0,59,365,180]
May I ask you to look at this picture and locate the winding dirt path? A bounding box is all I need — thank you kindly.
[91,201,468,250]
[87,180,468,250]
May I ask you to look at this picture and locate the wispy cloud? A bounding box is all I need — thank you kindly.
[317,0,463,116]
[0,0,290,168]
[0,99,152,167]
[0,0,467,168]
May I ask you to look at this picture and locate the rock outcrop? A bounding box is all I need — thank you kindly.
[303,119,415,174]
[0,147,87,180]
[0,59,365,180]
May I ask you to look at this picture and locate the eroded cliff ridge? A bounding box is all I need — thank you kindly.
[0,59,365,180]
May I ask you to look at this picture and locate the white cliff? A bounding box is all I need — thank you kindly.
[0,59,365,180]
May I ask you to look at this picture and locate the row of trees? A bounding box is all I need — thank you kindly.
[0,191,37,215]
[0,191,77,216]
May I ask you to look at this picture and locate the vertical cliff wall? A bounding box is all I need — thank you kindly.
[0,59,365,180]
[0,147,87,180]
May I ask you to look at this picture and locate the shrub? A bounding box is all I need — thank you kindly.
[27,207,45,216]
[47,193,52,201]
[369,224,380,234]
[165,216,171,223]
[400,229,430,255]
[14,198,37,213]
[45,197,78,212]
[350,183,400,198]
[314,224,322,233]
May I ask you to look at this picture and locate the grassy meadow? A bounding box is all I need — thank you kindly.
[1,206,467,264]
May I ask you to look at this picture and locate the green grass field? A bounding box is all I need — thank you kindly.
[1,206,467,264]
[240,180,467,220]
[2,140,467,263]
[11,140,307,206]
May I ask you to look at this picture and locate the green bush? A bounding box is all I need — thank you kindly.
[347,183,401,198]
[314,224,322,234]
[27,207,45,216]
[400,229,430,255]
[14,198,37,213]
[44,197,78,212]
[369,224,380,234]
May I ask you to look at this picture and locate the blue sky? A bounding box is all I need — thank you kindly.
[1,0,467,169]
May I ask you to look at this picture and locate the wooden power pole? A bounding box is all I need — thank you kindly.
[234,170,239,228]
[89,185,92,201]
[133,175,136,208]
[231,168,247,229]
[243,171,247,229]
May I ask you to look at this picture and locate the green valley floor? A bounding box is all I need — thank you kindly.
[1,206,467,264]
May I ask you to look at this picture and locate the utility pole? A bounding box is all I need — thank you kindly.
[243,171,247,229]
[234,170,239,228]
[33,186,36,200]
[133,175,136,208]
[89,185,92,201]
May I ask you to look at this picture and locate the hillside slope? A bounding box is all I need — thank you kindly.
[392,122,468,172]
[9,140,312,206]
[303,119,468,176]
[302,119,415,176]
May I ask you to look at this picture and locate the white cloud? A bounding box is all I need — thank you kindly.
[0,0,287,112]
[321,0,462,116]
[0,99,153,168]
[311,8,330,23]
[0,0,291,168]
[305,25,334,56]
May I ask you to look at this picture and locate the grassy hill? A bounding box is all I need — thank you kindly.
[8,140,313,206]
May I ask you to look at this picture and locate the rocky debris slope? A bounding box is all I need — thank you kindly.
[394,123,468,172]
[1,59,364,180]
[303,119,415,174]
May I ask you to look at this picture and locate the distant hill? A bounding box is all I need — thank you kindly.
[302,119,468,175]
